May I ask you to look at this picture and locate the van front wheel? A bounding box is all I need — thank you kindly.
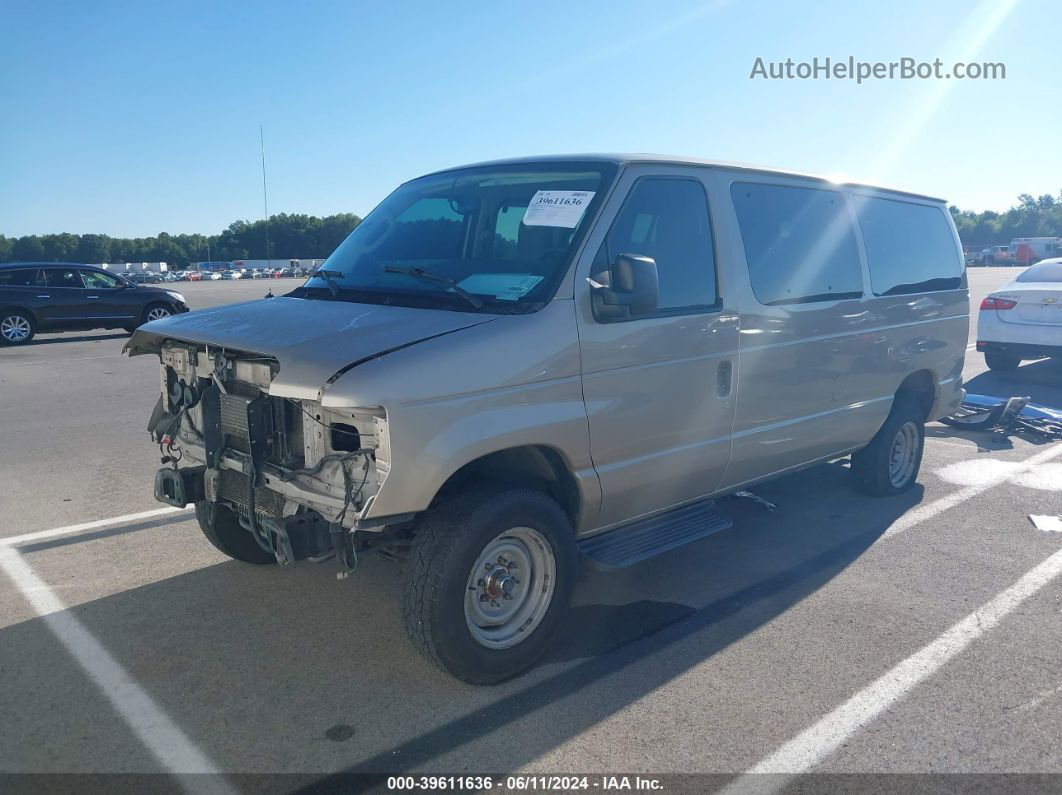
[194,501,276,564]
[402,488,577,684]
[851,396,925,496]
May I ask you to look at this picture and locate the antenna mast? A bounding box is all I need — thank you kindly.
[260,125,271,268]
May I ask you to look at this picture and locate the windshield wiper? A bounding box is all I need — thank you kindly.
[314,268,344,297]
[383,265,485,309]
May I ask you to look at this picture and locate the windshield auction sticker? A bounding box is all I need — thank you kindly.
[458,273,544,300]
[522,190,595,228]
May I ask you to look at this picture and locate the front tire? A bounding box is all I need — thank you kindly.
[402,488,578,684]
[0,310,35,345]
[142,303,174,325]
[195,501,276,564]
[851,396,925,496]
[985,351,1020,372]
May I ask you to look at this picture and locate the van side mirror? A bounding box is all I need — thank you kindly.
[590,253,659,322]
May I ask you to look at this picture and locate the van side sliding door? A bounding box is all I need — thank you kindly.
[719,176,882,488]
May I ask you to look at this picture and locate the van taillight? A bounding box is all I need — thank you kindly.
[980,297,1017,310]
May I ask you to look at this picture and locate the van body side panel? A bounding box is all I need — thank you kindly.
[715,172,968,489]
[320,300,603,528]
[574,165,739,529]
[722,293,967,487]
[725,296,889,485]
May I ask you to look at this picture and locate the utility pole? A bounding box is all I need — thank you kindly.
[260,124,271,269]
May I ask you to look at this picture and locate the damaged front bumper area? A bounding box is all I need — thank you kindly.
[149,341,399,568]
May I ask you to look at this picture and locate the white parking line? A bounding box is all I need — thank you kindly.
[1,506,191,548]
[721,544,1062,792]
[0,353,123,368]
[0,545,235,791]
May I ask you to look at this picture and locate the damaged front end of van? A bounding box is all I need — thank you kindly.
[125,296,493,572]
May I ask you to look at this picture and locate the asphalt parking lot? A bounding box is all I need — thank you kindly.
[1,269,1060,788]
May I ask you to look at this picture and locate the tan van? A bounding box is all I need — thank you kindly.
[128,155,968,683]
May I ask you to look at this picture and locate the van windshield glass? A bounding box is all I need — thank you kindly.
[294,162,616,312]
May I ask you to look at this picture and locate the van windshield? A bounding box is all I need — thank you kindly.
[293,162,616,312]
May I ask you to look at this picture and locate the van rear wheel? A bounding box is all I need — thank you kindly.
[851,396,925,496]
[402,487,577,684]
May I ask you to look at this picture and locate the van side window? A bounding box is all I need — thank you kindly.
[852,196,963,295]
[597,178,718,311]
[731,183,863,306]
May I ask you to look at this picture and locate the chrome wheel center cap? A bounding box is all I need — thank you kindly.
[484,566,516,599]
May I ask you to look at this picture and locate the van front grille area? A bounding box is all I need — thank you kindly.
[217,467,287,519]
[216,384,303,467]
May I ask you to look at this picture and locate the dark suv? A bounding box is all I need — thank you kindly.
[0,263,189,346]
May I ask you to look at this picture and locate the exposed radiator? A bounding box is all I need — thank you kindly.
[217,467,287,518]
[220,393,252,454]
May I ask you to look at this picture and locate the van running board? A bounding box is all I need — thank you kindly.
[578,500,733,570]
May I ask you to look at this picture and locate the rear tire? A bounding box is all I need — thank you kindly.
[0,310,35,346]
[985,351,1020,371]
[402,487,578,684]
[195,501,276,564]
[851,396,925,497]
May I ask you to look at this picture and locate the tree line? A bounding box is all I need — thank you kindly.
[1,192,1060,267]
[0,212,361,268]
[949,192,1061,247]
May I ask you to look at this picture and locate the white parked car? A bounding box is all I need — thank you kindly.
[977,258,1062,370]
[208,272,223,281]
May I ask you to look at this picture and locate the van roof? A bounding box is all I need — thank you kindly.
[423,153,947,203]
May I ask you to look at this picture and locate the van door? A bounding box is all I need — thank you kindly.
[575,166,738,529]
[720,178,873,487]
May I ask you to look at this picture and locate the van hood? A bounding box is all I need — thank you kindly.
[125,296,498,399]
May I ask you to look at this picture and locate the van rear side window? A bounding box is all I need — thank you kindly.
[853,196,963,295]
[731,183,863,306]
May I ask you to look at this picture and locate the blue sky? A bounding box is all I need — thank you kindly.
[1,0,1058,237]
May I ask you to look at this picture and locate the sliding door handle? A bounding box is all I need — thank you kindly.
[717,360,733,397]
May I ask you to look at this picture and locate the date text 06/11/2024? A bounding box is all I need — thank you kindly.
[386,775,665,791]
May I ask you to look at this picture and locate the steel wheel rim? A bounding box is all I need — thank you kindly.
[146,307,171,322]
[464,527,556,650]
[1,315,30,342]
[888,421,920,487]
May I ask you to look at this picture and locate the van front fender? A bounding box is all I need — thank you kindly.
[361,380,601,530]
